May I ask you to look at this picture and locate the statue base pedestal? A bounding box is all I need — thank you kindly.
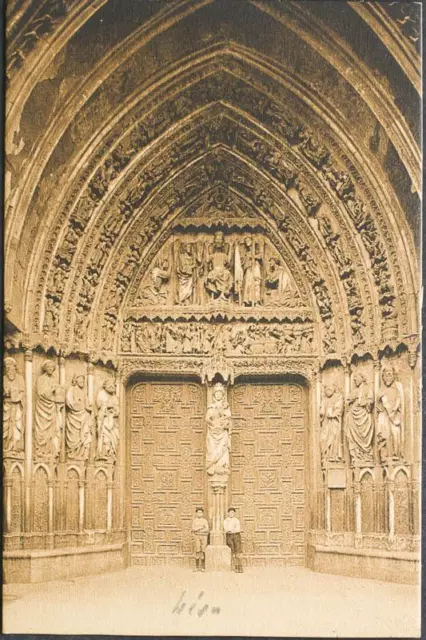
[205,545,231,572]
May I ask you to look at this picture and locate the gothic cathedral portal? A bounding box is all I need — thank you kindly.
[4,0,420,587]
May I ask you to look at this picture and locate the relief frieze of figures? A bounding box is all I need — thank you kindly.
[37,71,399,340]
[320,364,406,468]
[135,231,303,308]
[121,321,314,356]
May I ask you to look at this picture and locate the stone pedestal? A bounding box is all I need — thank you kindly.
[205,544,231,571]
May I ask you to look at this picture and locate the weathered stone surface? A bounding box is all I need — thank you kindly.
[205,545,232,572]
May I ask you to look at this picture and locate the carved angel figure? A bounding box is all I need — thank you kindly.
[65,375,92,461]
[96,379,120,461]
[264,256,295,305]
[237,237,262,306]
[34,360,65,459]
[138,259,170,305]
[376,365,404,462]
[3,357,25,453]
[346,373,374,464]
[320,384,344,463]
[205,383,232,477]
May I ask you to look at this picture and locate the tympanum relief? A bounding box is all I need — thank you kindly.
[134,231,302,308]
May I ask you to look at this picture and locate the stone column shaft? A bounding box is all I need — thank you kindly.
[5,479,12,533]
[78,480,84,532]
[24,350,33,531]
[355,491,361,535]
[107,482,113,531]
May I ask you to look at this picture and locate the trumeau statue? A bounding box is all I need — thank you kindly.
[205,383,232,477]
[65,374,92,461]
[376,365,404,462]
[320,384,344,464]
[34,360,65,459]
[3,357,25,454]
[346,373,374,464]
[96,379,120,461]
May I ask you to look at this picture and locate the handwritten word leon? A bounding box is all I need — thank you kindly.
[172,590,221,617]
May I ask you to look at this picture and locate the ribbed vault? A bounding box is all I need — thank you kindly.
[5,0,420,364]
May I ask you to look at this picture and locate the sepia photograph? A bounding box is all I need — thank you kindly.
[2,0,421,636]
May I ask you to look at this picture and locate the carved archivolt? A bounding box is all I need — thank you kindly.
[13,54,413,362]
[28,64,404,338]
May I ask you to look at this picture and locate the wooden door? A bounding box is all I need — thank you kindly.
[230,381,308,566]
[130,381,205,566]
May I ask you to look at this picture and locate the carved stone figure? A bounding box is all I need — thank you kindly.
[138,259,170,304]
[206,383,232,477]
[376,365,404,462]
[176,243,198,305]
[320,384,344,464]
[96,379,120,461]
[3,357,25,454]
[205,231,233,300]
[34,360,65,459]
[346,373,374,464]
[237,237,262,306]
[264,256,293,305]
[65,375,92,461]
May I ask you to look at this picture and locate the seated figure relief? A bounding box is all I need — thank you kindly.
[205,231,233,301]
[133,230,303,308]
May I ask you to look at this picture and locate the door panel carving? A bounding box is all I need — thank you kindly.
[230,382,308,566]
[130,381,205,566]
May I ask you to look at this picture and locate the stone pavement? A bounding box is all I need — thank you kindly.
[3,565,420,637]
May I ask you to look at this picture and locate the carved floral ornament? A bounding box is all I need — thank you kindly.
[19,59,413,361]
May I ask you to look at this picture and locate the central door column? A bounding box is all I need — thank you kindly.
[204,380,232,571]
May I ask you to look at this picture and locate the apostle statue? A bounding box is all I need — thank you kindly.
[3,357,25,454]
[34,360,65,459]
[65,374,92,460]
[319,384,344,464]
[96,379,120,461]
[206,383,232,477]
[376,365,404,462]
[236,237,262,306]
[205,231,233,301]
[346,373,374,465]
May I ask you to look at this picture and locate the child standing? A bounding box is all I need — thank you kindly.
[224,507,243,573]
[191,507,209,571]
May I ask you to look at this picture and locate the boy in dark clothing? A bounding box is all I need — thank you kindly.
[191,507,209,571]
